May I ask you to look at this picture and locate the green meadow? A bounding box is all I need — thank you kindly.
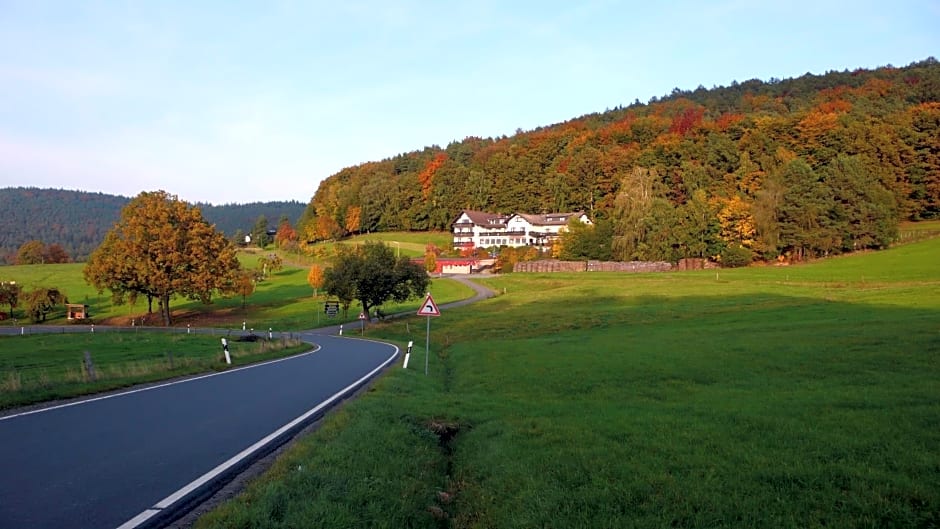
[0,232,470,329]
[0,233,473,409]
[195,237,940,529]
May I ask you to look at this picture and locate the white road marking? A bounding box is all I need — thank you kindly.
[114,338,399,529]
[0,343,321,422]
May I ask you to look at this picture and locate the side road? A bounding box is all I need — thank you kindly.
[308,274,497,334]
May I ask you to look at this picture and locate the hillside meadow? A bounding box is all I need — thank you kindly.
[0,232,466,330]
[196,237,940,529]
[0,235,473,408]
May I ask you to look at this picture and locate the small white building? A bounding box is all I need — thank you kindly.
[452,210,511,251]
[452,210,591,250]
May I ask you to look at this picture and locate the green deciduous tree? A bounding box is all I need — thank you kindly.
[676,189,721,259]
[612,167,658,261]
[257,254,283,280]
[824,155,899,250]
[251,215,271,248]
[84,191,240,326]
[558,218,613,261]
[24,287,66,323]
[323,242,429,321]
[777,159,838,260]
[0,282,22,319]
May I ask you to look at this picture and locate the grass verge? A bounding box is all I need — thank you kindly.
[0,332,310,410]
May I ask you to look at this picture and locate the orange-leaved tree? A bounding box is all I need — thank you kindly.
[424,249,437,274]
[84,191,240,326]
[307,264,324,297]
[274,220,298,250]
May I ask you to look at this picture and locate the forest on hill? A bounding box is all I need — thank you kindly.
[302,58,940,262]
[0,187,305,264]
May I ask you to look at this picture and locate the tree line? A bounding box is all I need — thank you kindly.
[2,190,427,325]
[300,58,939,263]
[0,187,305,264]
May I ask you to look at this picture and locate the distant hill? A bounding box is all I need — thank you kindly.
[302,57,940,262]
[0,188,305,264]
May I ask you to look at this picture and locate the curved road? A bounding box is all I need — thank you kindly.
[0,334,398,529]
[0,275,496,528]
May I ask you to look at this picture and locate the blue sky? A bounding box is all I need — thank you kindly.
[1,1,937,205]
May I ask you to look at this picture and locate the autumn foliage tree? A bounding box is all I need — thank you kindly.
[44,244,70,263]
[84,191,241,326]
[344,206,362,235]
[14,240,71,264]
[15,240,46,265]
[232,270,256,308]
[424,249,437,274]
[307,264,324,297]
[418,153,448,198]
[274,219,298,250]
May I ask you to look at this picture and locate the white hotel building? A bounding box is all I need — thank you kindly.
[452,210,592,250]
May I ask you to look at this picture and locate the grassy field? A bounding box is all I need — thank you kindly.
[0,236,474,409]
[195,237,940,529]
[0,332,312,409]
[0,236,472,330]
[279,231,454,265]
[338,231,454,257]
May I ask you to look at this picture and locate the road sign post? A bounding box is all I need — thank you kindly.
[416,293,441,375]
[358,311,367,335]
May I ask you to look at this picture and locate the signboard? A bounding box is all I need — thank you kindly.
[358,311,367,320]
[417,293,441,317]
[324,301,340,318]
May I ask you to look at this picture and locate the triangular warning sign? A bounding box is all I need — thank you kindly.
[417,293,441,317]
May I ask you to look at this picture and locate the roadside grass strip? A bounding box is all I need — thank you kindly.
[0,333,310,410]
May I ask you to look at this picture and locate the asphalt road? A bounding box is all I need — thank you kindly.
[0,333,398,529]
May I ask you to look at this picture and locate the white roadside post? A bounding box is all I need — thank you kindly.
[403,340,413,368]
[221,337,231,365]
[416,293,441,375]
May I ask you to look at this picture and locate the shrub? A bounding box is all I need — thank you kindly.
[720,245,753,267]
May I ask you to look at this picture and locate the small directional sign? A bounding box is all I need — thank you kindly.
[324,301,340,317]
[417,293,441,317]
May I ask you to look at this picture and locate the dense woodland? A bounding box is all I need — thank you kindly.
[0,187,304,264]
[302,58,940,262]
[4,60,938,266]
